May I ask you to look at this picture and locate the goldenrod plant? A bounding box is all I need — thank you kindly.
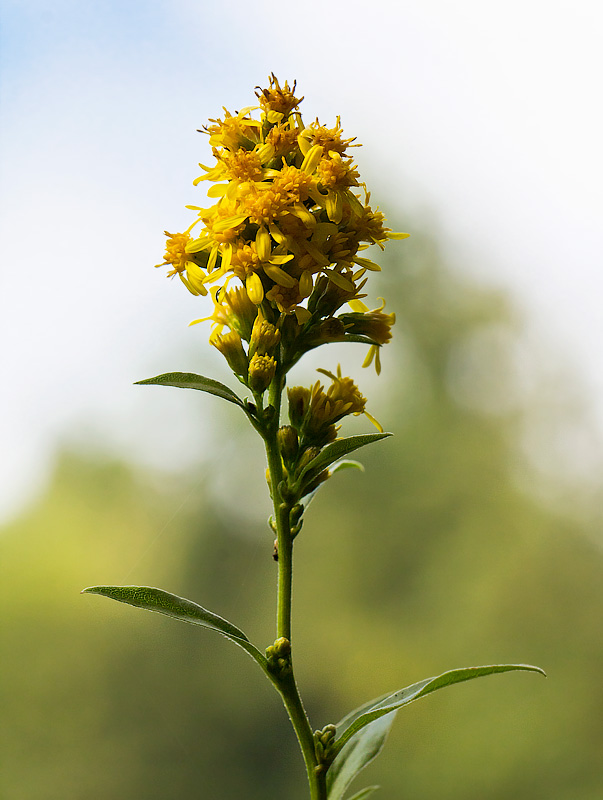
[83,76,544,800]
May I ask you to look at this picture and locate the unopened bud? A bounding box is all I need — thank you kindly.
[274,637,291,657]
[297,446,321,471]
[306,318,346,346]
[248,353,277,393]
[289,504,304,525]
[222,286,258,341]
[307,274,329,314]
[287,386,311,428]
[337,309,395,346]
[210,331,248,377]
[320,724,337,745]
[266,637,291,676]
[302,469,329,497]
[249,314,281,357]
[277,425,299,463]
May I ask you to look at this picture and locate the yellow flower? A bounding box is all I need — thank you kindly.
[338,300,395,345]
[157,76,408,373]
[255,74,302,117]
[156,231,208,296]
[288,366,381,446]
[298,117,358,156]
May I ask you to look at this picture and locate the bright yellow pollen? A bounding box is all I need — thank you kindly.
[230,242,262,279]
[220,148,263,182]
[157,231,191,276]
[317,157,360,190]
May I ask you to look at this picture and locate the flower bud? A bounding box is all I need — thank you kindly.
[337,309,395,345]
[287,386,311,429]
[306,274,329,314]
[210,331,248,377]
[274,637,291,657]
[222,286,258,341]
[266,636,292,676]
[249,313,281,357]
[289,503,304,525]
[297,446,321,472]
[248,353,276,393]
[277,425,299,464]
[301,469,329,497]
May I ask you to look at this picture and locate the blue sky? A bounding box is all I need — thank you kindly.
[1,0,602,522]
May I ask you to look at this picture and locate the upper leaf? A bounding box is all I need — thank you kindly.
[296,433,392,484]
[135,372,246,408]
[328,460,365,476]
[82,585,269,673]
[330,664,546,759]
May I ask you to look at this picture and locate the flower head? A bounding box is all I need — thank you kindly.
[157,76,408,377]
[288,366,380,447]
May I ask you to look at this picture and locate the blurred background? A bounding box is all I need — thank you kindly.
[1,1,602,798]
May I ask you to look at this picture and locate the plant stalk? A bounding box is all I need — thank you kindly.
[263,369,328,800]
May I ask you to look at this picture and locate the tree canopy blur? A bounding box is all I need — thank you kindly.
[2,229,603,799]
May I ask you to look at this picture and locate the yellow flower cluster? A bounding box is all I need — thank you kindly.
[288,365,379,446]
[156,75,407,375]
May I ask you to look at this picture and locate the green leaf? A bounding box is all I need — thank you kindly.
[135,372,246,408]
[327,710,392,799]
[347,788,380,800]
[329,460,365,476]
[297,433,392,483]
[82,585,268,673]
[331,664,546,760]
[326,692,392,800]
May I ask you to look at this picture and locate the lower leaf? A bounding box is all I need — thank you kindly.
[82,585,269,674]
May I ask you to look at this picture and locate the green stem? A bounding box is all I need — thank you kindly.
[263,368,328,800]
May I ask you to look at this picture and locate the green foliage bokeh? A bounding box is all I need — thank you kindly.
[2,230,603,799]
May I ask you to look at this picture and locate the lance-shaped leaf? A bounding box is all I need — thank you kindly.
[326,692,392,800]
[330,664,546,760]
[296,433,391,485]
[135,372,246,409]
[82,585,269,674]
[327,714,392,799]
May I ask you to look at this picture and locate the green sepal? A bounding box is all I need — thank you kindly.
[347,788,380,800]
[82,585,269,674]
[296,433,391,484]
[135,372,246,409]
[330,664,546,761]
